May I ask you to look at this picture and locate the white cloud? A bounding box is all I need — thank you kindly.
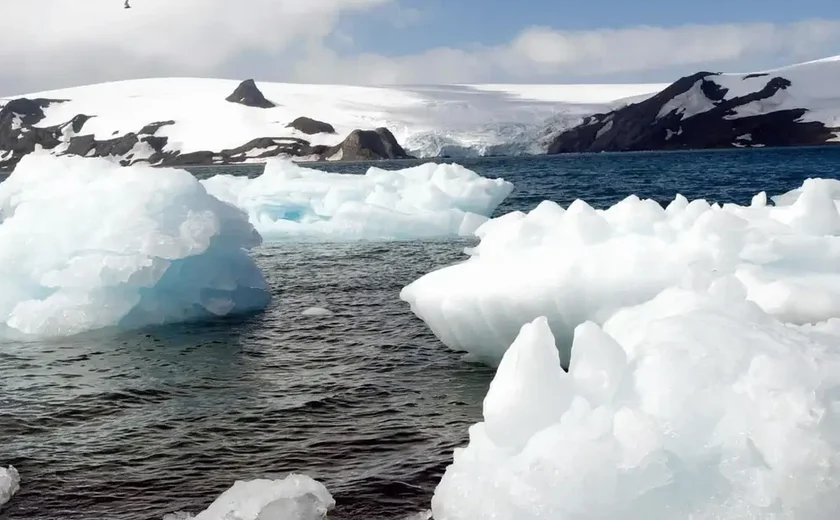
[2,5,840,95]
[291,20,840,85]
[0,0,390,94]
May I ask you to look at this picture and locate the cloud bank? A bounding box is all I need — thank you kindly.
[1,1,839,94]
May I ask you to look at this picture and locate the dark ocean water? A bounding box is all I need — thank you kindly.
[2,147,840,520]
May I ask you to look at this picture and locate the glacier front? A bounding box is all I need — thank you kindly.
[201,159,513,241]
[0,154,269,337]
[401,178,840,367]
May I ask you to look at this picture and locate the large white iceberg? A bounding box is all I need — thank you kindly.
[0,466,19,509]
[401,178,840,366]
[0,154,269,337]
[432,279,840,520]
[164,474,334,520]
[201,159,513,240]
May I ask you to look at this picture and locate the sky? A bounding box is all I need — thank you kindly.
[1,0,839,95]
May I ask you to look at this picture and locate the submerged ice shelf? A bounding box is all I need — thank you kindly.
[0,154,269,337]
[401,178,840,367]
[201,158,513,241]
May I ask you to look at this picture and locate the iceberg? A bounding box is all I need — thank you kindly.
[0,154,269,337]
[401,178,840,367]
[0,466,19,509]
[164,474,334,520]
[201,159,513,241]
[432,281,840,520]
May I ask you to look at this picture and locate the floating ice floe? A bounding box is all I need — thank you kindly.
[401,178,840,367]
[201,159,513,241]
[163,474,334,520]
[302,307,334,317]
[0,154,269,337]
[0,466,19,509]
[432,279,840,519]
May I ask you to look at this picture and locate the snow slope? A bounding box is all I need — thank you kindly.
[548,55,840,153]
[662,55,840,132]
[4,79,665,159]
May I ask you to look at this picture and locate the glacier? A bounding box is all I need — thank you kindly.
[431,282,840,520]
[200,159,513,240]
[163,474,334,520]
[0,154,269,337]
[401,178,840,367]
[4,79,666,161]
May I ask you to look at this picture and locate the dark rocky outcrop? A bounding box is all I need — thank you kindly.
[138,120,175,135]
[321,127,413,161]
[220,137,320,163]
[547,73,839,154]
[0,98,70,169]
[1,95,414,169]
[225,79,275,109]
[286,116,336,135]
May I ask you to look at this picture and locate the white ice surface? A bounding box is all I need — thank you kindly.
[432,284,840,519]
[7,79,664,159]
[656,79,717,119]
[201,159,513,241]
[302,307,333,317]
[0,466,19,509]
[0,154,269,337]
[164,474,334,520]
[654,55,840,133]
[401,178,840,367]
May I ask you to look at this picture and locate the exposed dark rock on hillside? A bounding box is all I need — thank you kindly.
[322,128,413,161]
[1,98,70,170]
[0,96,413,170]
[225,79,276,109]
[286,116,336,135]
[547,73,839,154]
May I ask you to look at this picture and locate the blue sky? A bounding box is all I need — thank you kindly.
[2,0,840,93]
[345,0,839,54]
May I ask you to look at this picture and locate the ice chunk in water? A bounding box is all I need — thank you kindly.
[0,466,19,508]
[165,474,334,520]
[301,307,333,317]
[432,282,840,520]
[0,154,269,337]
[201,158,513,241]
[401,178,840,366]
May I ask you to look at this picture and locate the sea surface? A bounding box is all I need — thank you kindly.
[3,147,840,520]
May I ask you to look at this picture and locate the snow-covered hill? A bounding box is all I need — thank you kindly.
[548,56,840,153]
[0,79,664,169]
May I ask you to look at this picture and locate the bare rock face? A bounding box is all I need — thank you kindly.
[0,98,69,170]
[322,127,413,161]
[547,72,839,154]
[286,116,336,135]
[225,79,276,109]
